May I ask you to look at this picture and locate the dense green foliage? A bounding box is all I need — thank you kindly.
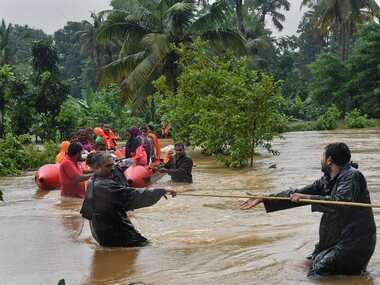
[0,0,380,174]
[345,109,372,129]
[31,40,70,140]
[345,22,380,118]
[155,40,284,167]
[8,25,50,70]
[0,135,57,176]
[307,22,380,119]
[54,22,87,98]
[98,0,247,110]
[58,85,144,137]
[314,105,340,130]
[0,64,15,136]
[309,53,349,112]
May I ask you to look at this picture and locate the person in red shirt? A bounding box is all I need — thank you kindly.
[59,143,92,198]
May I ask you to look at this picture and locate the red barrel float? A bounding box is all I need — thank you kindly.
[35,164,61,191]
[124,165,153,188]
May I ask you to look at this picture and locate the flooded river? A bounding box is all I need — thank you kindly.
[1,129,380,285]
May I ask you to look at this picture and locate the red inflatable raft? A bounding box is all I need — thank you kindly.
[124,160,163,188]
[35,160,162,190]
[35,164,61,191]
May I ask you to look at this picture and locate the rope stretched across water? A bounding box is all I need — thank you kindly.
[176,192,380,208]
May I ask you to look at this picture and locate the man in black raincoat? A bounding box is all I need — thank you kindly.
[241,143,376,277]
[81,152,176,247]
[159,143,193,183]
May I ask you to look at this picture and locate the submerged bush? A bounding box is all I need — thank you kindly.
[0,135,57,176]
[345,109,372,128]
[314,105,340,130]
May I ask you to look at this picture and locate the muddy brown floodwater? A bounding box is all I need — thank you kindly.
[1,129,380,285]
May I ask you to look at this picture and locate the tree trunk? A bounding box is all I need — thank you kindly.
[339,21,351,62]
[344,21,352,61]
[250,136,255,167]
[166,50,179,92]
[249,121,256,167]
[236,0,245,36]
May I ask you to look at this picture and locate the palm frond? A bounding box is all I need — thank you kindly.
[119,32,146,57]
[100,51,147,86]
[167,2,195,37]
[191,0,232,33]
[300,0,320,9]
[272,14,285,31]
[246,37,272,50]
[202,30,247,55]
[117,0,162,28]
[97,20,150,43]
[121,33,171,99]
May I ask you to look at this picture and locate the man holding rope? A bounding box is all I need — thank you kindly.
[80,152,176,247]
[241,143,376,277]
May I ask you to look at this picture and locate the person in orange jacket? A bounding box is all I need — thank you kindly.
[147,125,160,161]
[103,124,117,150]
[55,141,70,163]
[94,127,107,144]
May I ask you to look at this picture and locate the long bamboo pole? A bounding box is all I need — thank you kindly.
[176,192,380,208]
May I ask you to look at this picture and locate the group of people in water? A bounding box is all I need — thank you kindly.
[56,124,160,165]
[53,130,377,279]
[55,125,193,198]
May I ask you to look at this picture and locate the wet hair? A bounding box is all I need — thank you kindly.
[86,152,97,168]
[92,151,112,168]
[351,161,359,169]
[174,143,185,150]
[148,125,154,131]
[324,143,351,166]
[140,126,148,131]
[67,142,83,157]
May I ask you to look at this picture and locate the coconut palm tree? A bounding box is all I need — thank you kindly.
[246,0,290,31]
[78,12,115,85]
[0,19,12,66]
[96,0,246,110]
[302,0,379,61]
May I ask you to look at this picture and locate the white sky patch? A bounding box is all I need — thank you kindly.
[0,0,379,36]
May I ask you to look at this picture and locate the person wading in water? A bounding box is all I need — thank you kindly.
[159,143,193,183]
[80,151,176,247]
[241,143,376,277]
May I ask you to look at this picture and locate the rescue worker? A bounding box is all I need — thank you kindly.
[159,143,193,183]
[80,152,176,247]
[240,143,376,277]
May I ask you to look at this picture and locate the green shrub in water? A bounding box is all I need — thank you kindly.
[345,109,372,128]
[0,135,57,176]
[314,105,341,130]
